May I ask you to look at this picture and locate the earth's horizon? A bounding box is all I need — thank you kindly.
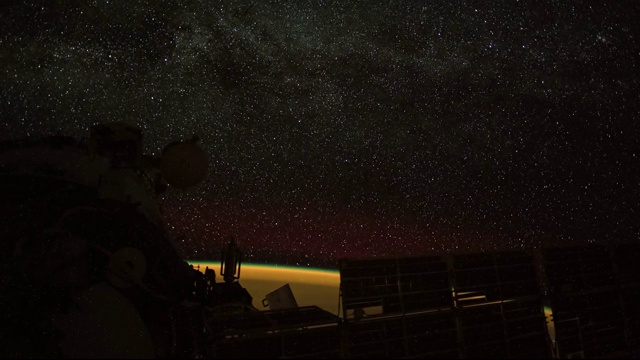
[188,261,342,317]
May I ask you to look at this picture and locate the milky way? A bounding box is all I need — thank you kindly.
[2,1,639,268]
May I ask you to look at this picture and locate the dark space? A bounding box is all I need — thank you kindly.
[0,1,640,267]
[2,1,638,268]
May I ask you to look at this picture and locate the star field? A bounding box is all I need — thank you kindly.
[1,1,639,268]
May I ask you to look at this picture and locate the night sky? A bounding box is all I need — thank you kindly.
[2,1,639,269]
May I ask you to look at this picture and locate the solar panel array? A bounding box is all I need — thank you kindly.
[340,255,458,358]
[451,251,550,358]
[339,250,551,358]
[208,243,640,359]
